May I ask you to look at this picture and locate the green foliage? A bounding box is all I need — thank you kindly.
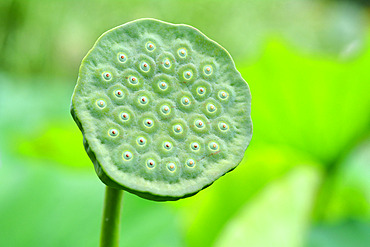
[17,124,91,168]
[215,166,321,247]
[319,138,370,221]
[306,220,370,247]
[239,39,370,164]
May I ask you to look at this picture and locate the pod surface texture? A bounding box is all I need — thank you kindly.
[71,18,252,201]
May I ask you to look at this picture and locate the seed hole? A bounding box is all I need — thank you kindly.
[218,90,228,100]
[158,81,168,90]
[207,103,217,113]
[118,53,127,63]
[140,61,150,72]
[102,72,112,81]
[219,122,229,131]
[139,96,148,105]
[137,137,146,146]
[146,42,156,52]
[163,58,171,69]
[167,162,176,172]
[195,120,204,129]
[203,65,213,75]
[129,76,138,85]
[197,87,205,95]
[114,90,124,98]
[147,159,155,169]
[173,124,183,134]
[183,70,193,80]
[178,48,187,58]
[109,128,119,137]
[121,112,129,121]
[96,99,106,109]
[161,105,171,115]
[209,142,219,151]
[191,142,200,151]
[181,97,190,106]
[123,151,133,161]
[186,159,195,168]
[164,141,172,150]
[144,119,154,128]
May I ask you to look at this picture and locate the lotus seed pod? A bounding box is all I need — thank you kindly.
[70,18,252,201]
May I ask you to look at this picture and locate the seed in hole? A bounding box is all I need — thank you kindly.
[209,142,219,151]
[163,58,171,69]
[161,105,170,115]
[181,97,190,106]
[186,159,195,168]
[183,70,193,80]
[173,124,183,134]
[191,142,200,151]
[207,103,216,113]
[163,141,172,150]
[219,90,228,100]
[146,42,155,52]
[147,159,155,169]
[118,53,127,63]
[109,128,118,137]
[203,65,213,75]
[219,122,229,131]
[167,162,176,172]
[103,72,112,80]
[197,87,205,95]
[140,61,150,72]
[178,48,187,58]
[195,120,204,129]
[121,112,129,121]
[114,90,123,98]
[123,151,133,161]
[96,99,106,108]
[144,119,154,128]
[139,96,148,105]
[137,137,146,146]
[129,76,138,85]
[158,81,168,90]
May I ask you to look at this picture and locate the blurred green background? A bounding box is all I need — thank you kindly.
[0,0,369,246]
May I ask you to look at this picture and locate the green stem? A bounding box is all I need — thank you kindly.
[100,186,123,247]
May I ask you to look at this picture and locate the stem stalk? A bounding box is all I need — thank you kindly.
[100,186,123,247]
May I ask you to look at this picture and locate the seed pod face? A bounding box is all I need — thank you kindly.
[70,18,252,201]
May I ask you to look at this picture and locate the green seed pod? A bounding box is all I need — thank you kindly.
[70,18,252,201]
